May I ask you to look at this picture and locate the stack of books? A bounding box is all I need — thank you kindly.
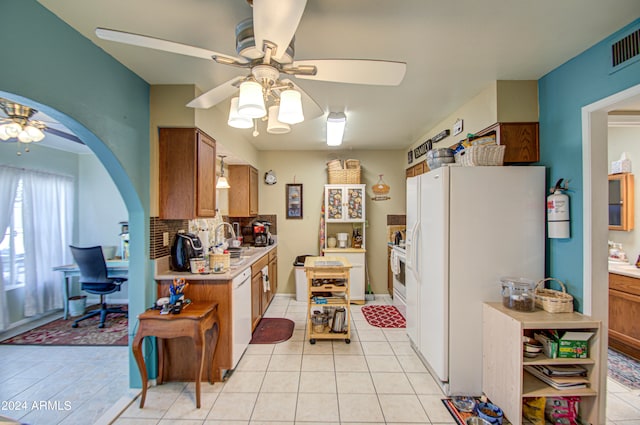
[524,364,589,390]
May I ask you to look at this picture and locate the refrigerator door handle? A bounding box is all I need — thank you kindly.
[413,225,421,280]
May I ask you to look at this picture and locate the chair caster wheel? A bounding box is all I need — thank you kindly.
[98,324,105,329]
[345,339,351,344]
[72,323,78,328]
[310,339,316,344]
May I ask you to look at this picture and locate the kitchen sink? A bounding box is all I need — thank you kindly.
[230,255,251,268]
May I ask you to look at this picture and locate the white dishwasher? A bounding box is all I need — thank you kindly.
[231,267,252,369]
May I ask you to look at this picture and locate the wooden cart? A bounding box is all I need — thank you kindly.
[304,256,352,344]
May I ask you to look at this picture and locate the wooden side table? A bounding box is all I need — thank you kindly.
[132,302,220,408]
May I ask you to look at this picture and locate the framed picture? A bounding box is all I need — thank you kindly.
[286,184,303,219]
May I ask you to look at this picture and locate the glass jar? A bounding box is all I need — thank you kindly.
[501,277,536,312]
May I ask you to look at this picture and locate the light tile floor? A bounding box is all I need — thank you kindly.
[2,295,640,424]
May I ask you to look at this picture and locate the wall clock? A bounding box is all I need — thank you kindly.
[264,170,277,185]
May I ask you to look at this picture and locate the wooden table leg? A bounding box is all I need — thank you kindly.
[193,327,205,408]
[132,332,148,408]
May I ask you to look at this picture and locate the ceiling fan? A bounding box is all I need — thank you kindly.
[95,0,407,130]
[0,98,83,152]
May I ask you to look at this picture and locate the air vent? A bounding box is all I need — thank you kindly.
[611,28,640,70]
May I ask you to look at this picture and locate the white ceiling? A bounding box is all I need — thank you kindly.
[36,0,640,152]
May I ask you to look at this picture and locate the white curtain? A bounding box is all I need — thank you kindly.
[0,166,21,330]
[21,170,74,317]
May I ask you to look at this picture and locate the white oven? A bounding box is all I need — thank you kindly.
[391,246,406,317]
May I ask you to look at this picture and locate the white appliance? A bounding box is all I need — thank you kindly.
[391,246,407,317]
[405,166,545,396]
[231,267,252,369]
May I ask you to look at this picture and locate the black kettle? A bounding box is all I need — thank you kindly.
[170,232,203,271]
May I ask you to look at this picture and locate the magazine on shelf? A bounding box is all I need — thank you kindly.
[536,364,588,377]
[524,366,589,390]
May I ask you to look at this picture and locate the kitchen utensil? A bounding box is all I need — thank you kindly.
[331,307,346,333]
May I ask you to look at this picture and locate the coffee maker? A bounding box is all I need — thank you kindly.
[170,232,203,271]
[252,223,268,247]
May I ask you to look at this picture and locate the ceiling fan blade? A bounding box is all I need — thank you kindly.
[43,127,84,144]
[291,59,407,86]
[253,0,306,62]
[186,76,244,109]
[280,79,323,120]
[95,27,247,64]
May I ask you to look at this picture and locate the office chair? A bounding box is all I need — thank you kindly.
[69,245,128,328]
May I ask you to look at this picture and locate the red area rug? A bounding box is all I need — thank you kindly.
[361,305,406,328]
[250,317,295,344]
[0,305,128,346]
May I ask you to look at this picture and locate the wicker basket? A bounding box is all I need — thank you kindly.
[327,159,343,171]
[345,159,360,169]
[209,253,230,271]
[455,145,505,166]
[535,278,574,313]
[328,167,361,184]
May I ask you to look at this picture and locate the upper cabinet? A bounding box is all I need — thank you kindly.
[609,173,634,231]
[228,165,259,217]
[325,184,366,222]
[472,122,539,164]
[158,128,216,219]
[406,161,427,178]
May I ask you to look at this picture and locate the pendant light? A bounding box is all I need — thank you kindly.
[327,112,346,146]
[227,97,253,129]
[267,105,291,134]
[216,155,230,189]
[278,89,304,124]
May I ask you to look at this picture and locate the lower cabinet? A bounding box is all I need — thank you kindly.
[609,272,640,360]
[251,252,277,331]
[482,302,601,425]
[251,272,263,331]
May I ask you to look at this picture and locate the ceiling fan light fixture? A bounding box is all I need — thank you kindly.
[278,89,304,124]
[267,105,291,134]
[228,97,253,129]
[238,80,266,118]
[3,122,22,138]
[327,112,346,146]
[25,125,45,142]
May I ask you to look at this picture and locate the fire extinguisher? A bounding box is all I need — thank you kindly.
[547,178,570,238]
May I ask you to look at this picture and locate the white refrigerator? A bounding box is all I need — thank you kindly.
[405,166,545,396]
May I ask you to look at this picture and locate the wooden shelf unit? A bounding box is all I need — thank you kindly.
[482,302,601,425]
[305,256,352,344]
[608,173,634,231]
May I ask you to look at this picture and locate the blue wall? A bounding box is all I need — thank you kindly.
[0,0,152,387]
[539,18,640,311]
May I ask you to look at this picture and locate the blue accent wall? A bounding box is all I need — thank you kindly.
[0,0,152,387]
[539,18,640,311]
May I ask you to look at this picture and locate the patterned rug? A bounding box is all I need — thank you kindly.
[0,305,128,346]
[361,304,406,328]
[250,317,295,344]
[608,348,640,389]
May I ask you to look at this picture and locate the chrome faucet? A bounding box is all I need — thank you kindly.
[214,222,237,247]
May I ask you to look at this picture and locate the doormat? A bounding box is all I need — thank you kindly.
[0,305,128,346]
[250,318,295,344]
[441,399,512,425]
[608,348,640,389]
[361,304,406,328]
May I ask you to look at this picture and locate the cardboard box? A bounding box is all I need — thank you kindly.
[534,332,558,359]
[557,331,594,359]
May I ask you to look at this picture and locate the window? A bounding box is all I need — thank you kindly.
[0,179,24,290]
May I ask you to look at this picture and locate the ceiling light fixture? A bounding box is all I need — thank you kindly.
[0,100,47,146]
[327,112,347,146]
[216,155,231,189]
[225,46,304,135]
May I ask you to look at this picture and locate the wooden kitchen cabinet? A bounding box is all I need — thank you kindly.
[158,128,216,219]
[406,161,427,178]
[228,165,259,217]
[268,248,278,297]
[608,173,634,231]
[472,122,539,164]
[251,253,270,331]
[483,302,601,425]
[609,272,640,360]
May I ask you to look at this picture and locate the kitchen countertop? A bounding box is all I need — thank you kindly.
[155,243,277,281]
[609,260,640,279]
[322,247,366,253]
